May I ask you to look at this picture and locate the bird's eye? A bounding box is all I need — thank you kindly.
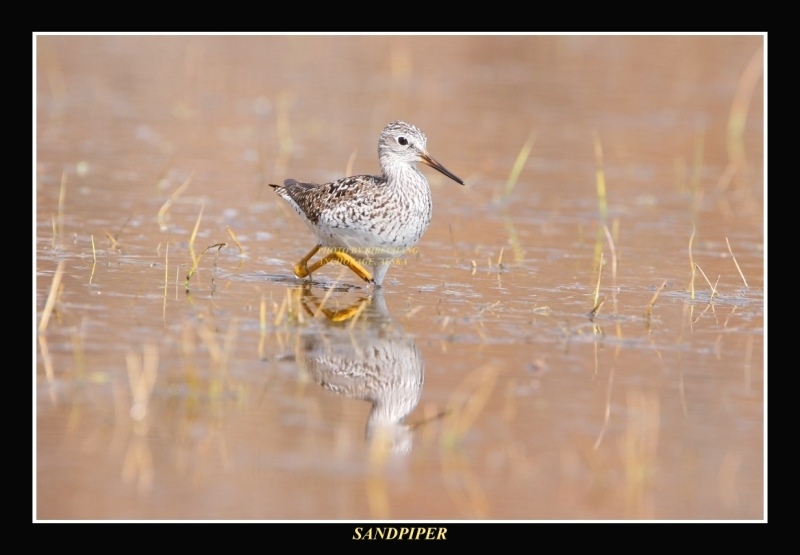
[398,136,408,146]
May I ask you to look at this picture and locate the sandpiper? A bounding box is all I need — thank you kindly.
[270,120,464,286]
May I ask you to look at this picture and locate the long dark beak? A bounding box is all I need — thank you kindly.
[421,153,465,186]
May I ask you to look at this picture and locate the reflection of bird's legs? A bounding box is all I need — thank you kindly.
[300,288,371,323]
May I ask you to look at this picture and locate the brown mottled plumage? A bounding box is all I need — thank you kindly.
[270,121,464,286]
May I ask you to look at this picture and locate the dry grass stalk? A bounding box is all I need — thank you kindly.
[448,222,459,265]
[226,226,245,255]
[58,171,67,241]
[726,237,749,288]
[502,130,536,200]
[694,263,719,299]
[688,224,697,300]
[726,45,763,175]
[185,243,226,287]
[39,261,65,334]
[593,131,608,222]
[592,252,604,316]
[89,235,97,285]
[345,148,358,178]
[104,230,120,250]
[589,296,606,320]
[156,173,192,231]
[603,224,618,283]
[163,238,169,298]
[188,203,205,264]
[644,280,668,320]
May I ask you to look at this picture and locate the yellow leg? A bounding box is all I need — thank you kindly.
[307,251,374,283]
[292,245,320,278]
[293,245,374,283]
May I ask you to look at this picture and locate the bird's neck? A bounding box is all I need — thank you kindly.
[382,163,428,192]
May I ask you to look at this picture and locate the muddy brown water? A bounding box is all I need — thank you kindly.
[36,35,764,521]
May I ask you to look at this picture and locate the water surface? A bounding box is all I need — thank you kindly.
[36,34,764,521]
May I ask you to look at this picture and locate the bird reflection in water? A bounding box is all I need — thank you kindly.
[288,287,425,455]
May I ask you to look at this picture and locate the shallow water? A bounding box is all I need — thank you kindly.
[36,34,764,521]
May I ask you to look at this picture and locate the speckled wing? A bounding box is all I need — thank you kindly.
[270,176,382,226]
[270,179,326,225]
